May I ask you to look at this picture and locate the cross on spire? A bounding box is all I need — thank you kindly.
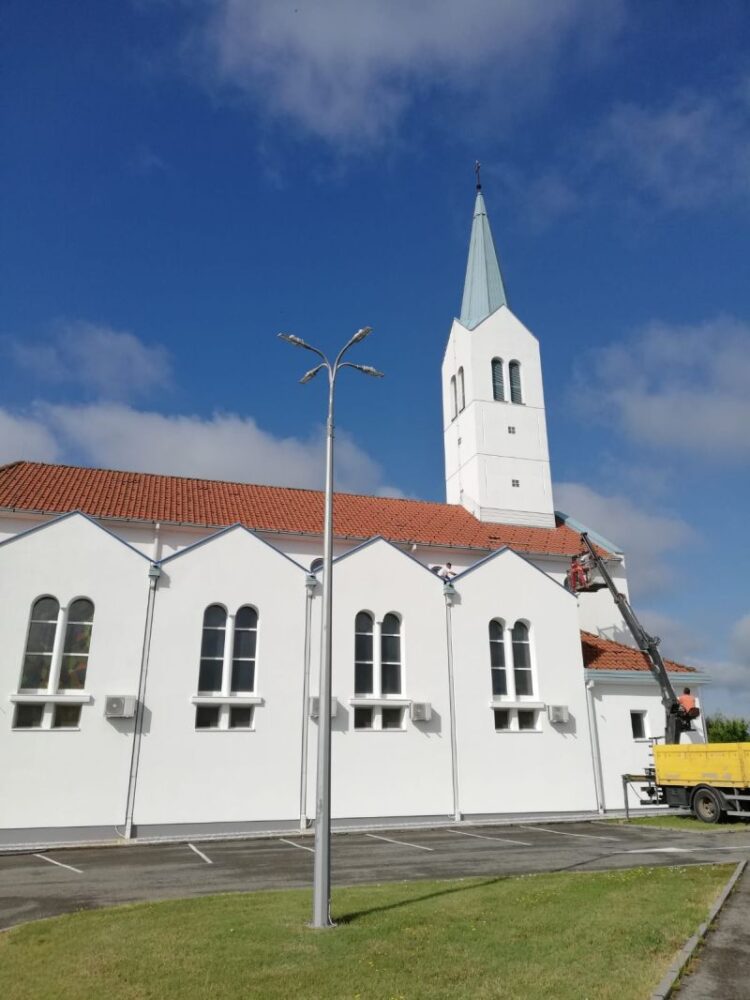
[475,160,482,190]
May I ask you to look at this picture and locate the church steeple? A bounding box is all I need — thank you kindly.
[459,166,507,330]
[442,166,555,529]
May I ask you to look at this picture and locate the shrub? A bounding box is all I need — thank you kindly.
[706,714,750,743]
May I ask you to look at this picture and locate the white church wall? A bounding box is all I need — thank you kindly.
[0,514,150,831]
[590,677,705,809]
[132,527,308,828]
[305,539,454,821]
[449,550,599,815]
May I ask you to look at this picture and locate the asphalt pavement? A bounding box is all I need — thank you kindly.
[3,819,750,931]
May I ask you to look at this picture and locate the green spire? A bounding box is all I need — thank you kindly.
[459,176,507,330]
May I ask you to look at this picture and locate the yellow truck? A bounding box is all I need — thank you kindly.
[650,744,750,823]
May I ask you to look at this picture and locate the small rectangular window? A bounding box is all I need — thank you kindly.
[52,704,81,729]
[508,426,516,434]
[630,711,647,740]
[494,709,511,731]
[381,707,403,730]
[14,703,44,729]
[511,479,520,487]
[229,706,254,729]
[354,707,374,730]
[518,710,538,731]
[196,705,221,729]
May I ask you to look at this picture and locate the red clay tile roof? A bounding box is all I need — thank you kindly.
[581,631,695,673]
[0,460,597,557]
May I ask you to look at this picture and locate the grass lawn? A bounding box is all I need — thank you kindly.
[611,815,750,833]
[0,865,730,1000]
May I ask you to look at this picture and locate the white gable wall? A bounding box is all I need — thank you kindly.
[132,528,308,828]
[450,550,599,815]
[305,539,454,820]
[0,515,150,831]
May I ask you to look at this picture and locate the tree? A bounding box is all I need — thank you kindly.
[707,714,750,743]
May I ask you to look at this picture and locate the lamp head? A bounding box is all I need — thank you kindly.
[351,326,373,344]
[278,332,307,348]
[300,364,324,384]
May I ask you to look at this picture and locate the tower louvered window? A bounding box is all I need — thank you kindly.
[458,367,465,411]
[491,358,504,401]
[450,375,457,419]
[509,361,522,404]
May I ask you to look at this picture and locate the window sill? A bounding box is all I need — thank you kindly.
[350,697,410,707]
[494,729,543,735]
[195,728,256,733]
[12,727,82,733]
[354,728,407,733]
[191,695,264,707]
[490,700,544,710]
[10,693,93,705]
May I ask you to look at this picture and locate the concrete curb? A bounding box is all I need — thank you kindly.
[650,859,746,1000]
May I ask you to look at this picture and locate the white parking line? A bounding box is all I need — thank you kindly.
[365,833,434,852]
[519,825,619,842]
[447,829,532,847]
[34,853,83,874]
[279,838,315,854]
[188,843,213,865]
[625,847,691,854]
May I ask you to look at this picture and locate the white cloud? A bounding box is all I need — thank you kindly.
[555,481,694,596]
[595,77,750,210]
[9,322,172,401]
[191,0,623,144]
[0,409,60,466]
[576,316,750,460]
[0,401,397,495]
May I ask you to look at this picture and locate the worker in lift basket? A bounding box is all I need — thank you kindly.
[566,555,587,592]
[678,687,700,722]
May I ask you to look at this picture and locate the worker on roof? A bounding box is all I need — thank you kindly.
[566,555,587,592]
[440,562,456,581]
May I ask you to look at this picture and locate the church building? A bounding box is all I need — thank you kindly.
[0,182,709,848]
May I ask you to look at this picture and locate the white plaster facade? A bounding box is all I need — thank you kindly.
[443,306,555,528]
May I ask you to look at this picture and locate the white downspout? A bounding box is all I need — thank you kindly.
[299,576,316,829]
[124,563,161,839]
[585,678,605,814]
[444,587,461,822]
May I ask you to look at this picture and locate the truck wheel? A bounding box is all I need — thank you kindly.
[693,788,723,824]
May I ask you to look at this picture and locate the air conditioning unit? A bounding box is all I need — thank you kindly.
[105,695,136,719]
[410,701,432,722]
[547,704,569,724]
[308,696,338,720]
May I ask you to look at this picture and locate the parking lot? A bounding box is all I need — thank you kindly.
[3,819,750,930]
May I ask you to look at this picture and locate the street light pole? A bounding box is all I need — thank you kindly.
[278,327,383,928]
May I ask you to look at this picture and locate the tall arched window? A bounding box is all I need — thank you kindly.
[450,375,457,419]
[380,613,402,694]
[20,596,59,690]
[231,606,258,693]
[509,360,522,404]
[354,611,374,695]
[458,367,465,411]
[489,619,507,696]
[512,621,533,695]
[199,604,226,692]
[491,358,505,401]
[59,598,95,690]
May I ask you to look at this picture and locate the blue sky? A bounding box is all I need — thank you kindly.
[2,1,749,710]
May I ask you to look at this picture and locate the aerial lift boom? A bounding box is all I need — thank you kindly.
[578,533,683,745]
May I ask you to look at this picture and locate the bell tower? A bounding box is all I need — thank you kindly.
[442,171,555,528]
